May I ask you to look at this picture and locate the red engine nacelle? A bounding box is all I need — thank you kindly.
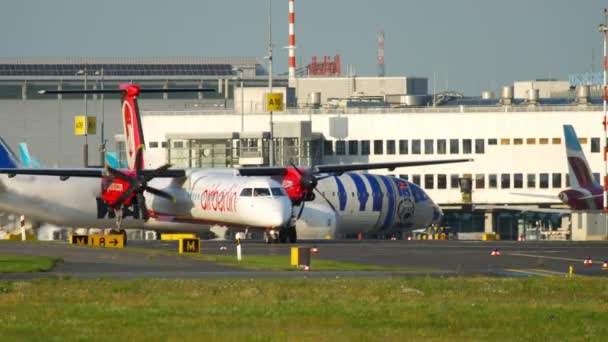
[281,167,317,205]
[100,172,136,207]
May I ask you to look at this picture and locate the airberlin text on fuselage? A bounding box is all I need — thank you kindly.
[200,184,238,212]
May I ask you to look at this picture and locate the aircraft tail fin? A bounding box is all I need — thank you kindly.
[563,125,597,188]
[18,143,42,168]
[0,137,21,169]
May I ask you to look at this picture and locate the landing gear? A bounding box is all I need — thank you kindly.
[110,207,127,246]
[264,230,279,244]
[276,225,297,244]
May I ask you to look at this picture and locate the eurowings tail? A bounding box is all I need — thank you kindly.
[0,137,20,169]
[563,125,598,189]
[18,143,42,168]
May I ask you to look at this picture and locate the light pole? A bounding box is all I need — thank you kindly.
[599,9,608,237]
[76,67,88,167]
[267,0,274,166]
[95,68,105,166]
[232,67,245,133]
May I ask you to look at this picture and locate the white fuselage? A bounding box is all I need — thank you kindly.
[294,174,441,239]
[0,169,292,232]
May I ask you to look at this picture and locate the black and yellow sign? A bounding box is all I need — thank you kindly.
[70,234,89,245]
[266,93,284,112]
[179,238,200,254]
[74,116,97,135]
[88,234,125,248]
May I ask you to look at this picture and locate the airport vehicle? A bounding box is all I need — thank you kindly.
[0,84,470,242]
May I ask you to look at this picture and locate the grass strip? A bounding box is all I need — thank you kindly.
[0,255,60,273]
[0,277,606,340]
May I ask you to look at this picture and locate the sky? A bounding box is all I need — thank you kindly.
[0,0,605,95]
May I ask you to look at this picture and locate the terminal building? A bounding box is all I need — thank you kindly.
[0,56,606,240]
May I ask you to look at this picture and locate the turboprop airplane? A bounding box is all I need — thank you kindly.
[0,84,471,243]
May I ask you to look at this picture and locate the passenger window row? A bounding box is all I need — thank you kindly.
[398,173,581,190]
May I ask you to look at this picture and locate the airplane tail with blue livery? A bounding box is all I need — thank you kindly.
[0,137,20,169]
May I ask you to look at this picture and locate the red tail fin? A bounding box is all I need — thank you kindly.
[120,84,145,170]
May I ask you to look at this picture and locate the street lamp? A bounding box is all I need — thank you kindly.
[76,67,89,167]
[95,68,105,166]
[232,67,245,133]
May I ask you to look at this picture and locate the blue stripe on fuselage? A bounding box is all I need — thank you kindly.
[363,174,382,211]
[380,175,396,230]
[334,176,347,211]
[348,173,368,211]
[391,177,411,198]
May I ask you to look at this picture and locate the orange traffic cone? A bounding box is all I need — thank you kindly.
[602,261,608,270]
[584,257,593,266]
[491,248,500,256]
[310,247,319,254]
[518,235,525,242]
[407,236,413,241]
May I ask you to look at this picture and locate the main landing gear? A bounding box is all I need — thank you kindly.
[109,207,128,245]
[264,225,297,244]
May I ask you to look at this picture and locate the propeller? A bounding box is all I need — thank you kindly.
[289,162,336,220]
[106,146,175,221]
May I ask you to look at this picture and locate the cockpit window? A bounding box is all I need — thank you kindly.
[254,188,271,197]
[240,188,252,196]
[271,187,286,196]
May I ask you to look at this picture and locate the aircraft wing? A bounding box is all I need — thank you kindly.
[0,168,186,178]
[238,158,473,176]
[474,204,570,214]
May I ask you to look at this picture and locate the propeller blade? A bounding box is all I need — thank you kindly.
[135,145,144,172]
[137,193,150,221]
[314,187,337,213]
[145,186,175,202]
[296,201,305,220]
[145,163,172,182]
[111,185,137,208]
[106,167,132,183]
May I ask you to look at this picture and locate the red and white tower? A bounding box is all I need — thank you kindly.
[600,9,608,212]
[378,30,385,77]
[288,0,296,86]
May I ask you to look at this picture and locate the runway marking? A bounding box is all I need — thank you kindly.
[510,253,581,263]
[506,268,569,278]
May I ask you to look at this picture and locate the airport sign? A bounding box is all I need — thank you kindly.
[179,238,200,254]
[74,116,96,135]
[266,93,284,112]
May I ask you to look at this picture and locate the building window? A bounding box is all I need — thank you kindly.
[450,139,459,154]
[412,174,421,186]
[323,140,333,155]
[489,174,497,188]
[424,175,434,189]
[475,174,485,189]
[361,140,370,155]
[348,140,358,155]
[335,141,346,155]
[488,138,497,145]
[527,174,536,188]
[386,140,396,155]
[501,174,510,189]
[412,140,421,154]
[149,141,159,148]
[539,173,549,188]
[437,174,447,189]
[437,139,447,154]
[463,139,472,154]
[526,138,536,144]
[591,138,600,153]
[374,140,383,155]
[500,138,510,145]
[399,140,408,154]
[539,138,549,144]
[552,138,561,145]
[565,174,570,187]
[450,174,460,188]
[594,173,601,183]
[424,139,434,154]
[578,138,588,144]
[173,141,184,148]
[161,141,168,148]
[514,138,523,145]
[475,139,484,154]
[552,173,562,188]
[514,173,523,188]
[399,174,409,181]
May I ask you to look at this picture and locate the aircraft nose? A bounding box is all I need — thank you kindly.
[265,197,292,227]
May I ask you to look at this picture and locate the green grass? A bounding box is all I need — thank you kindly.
[0,255,60,273]
[0,278,606,341]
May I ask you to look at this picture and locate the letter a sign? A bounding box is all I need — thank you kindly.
[266,93,284,112]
